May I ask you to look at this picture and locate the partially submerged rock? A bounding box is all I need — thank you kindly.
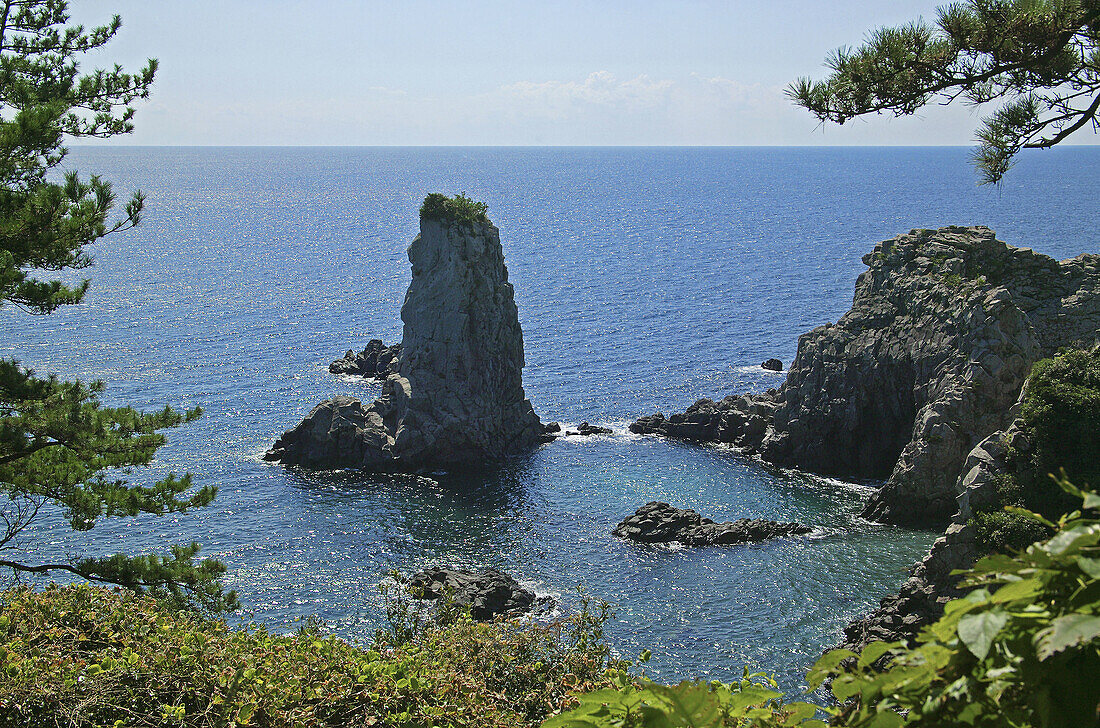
[567,422,613,437]
[329,340,401,379]
[632,227,1100,527]
[408,566,543,621]
[612,502,811,546]
[761,358,783,371]
[267,198,544,470]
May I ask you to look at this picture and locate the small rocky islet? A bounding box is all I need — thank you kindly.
[612,502,811,546]
[407,566,552,621]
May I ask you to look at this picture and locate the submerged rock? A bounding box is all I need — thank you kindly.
[632,227,1100,527]
[761,358,783,371]
[267,199,543,470]
[612,502,811,546]
[329,340,401,379]
[408,566,542,621]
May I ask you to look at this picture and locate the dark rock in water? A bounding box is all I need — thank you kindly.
[566,421,613,436]
[267,208,544,470]
[630,226,1100,528]
[761,358,783,371]
[265,395,391,469]
[612,502,811,546]
[329,340,401,379]
[408,566,541,621]
[540,421,562,443]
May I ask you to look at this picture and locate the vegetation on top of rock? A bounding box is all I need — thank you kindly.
[790,0,1100,184]
[0,581,622,727]
[548,478,1100,728]
[420,192,491,226]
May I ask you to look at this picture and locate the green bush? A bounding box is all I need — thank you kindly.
[970,509,1052,555]
[419,193,490,227]
[1020,347,1100,493]
[547,478,1100,728]
[0,582,620,727]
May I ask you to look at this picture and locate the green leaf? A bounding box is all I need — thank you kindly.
[1078,557,1100,579]
[1034,614,1100,660]
[991,578,1041,604]
[957,611,1008,660]
[806,648,855,690]
[858,641,900,668]
[868,710,904,728]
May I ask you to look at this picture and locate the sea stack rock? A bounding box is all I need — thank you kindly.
[631,227,1100,527]
[266,194,543,470]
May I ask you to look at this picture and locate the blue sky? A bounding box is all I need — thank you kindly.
[76,1,1100,146]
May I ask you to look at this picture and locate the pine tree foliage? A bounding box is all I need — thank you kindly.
[789,0,1100,184]
[0,0,236,612]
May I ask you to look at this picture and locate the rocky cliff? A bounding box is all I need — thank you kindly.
[839,413,1029,652]
[266,203,543,470]
[632,226,1100,527]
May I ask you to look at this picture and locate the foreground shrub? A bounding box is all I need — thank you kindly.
[0,583,620,727]
[548,478,1100,728]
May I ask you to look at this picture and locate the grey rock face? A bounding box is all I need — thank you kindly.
[837,411,1032,652]
[408,566,542,621]
[840,521,980,651]
[329,340,401,379]
[632,227,1100,527]
[612,502,812,546]
[267,216,543,470]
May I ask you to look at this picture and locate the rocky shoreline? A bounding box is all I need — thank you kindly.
[631,226,1100,529]
[629,226,1099,650]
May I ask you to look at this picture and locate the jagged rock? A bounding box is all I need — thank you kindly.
[267,207,543,470]
[329,340,401,378]
[840,521,980,652]
[761,358,783,371]
[566,422,613,436]
[408,567,541,621]
[612,502,811,546]
[838,394,1036,652]
[632,227,1100,527]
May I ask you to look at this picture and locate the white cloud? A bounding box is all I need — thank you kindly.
[116,70,999,146]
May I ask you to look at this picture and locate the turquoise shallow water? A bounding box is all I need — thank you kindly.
[4,146,1099,689]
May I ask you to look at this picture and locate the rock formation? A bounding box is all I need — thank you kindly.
[567,422,613,437]
[408,567,547,621]
[761,358,783,371]
[837,414,1033,651]
[329,340,401,379]
[266,201,544,470]
[612,502,811,546]
[632,227,1100,527]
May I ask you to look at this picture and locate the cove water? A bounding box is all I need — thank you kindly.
[5,146,1099,690]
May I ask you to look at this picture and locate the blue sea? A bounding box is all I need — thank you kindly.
[5,146,1099,690]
